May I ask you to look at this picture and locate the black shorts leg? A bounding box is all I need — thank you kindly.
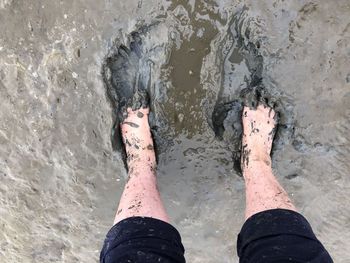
[237,209,333,263]
[100,217,185,263]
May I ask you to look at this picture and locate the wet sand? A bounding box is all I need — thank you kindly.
[0,0,350,262]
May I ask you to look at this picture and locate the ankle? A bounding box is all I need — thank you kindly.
[127,158,157,177]
[249,152,271,164]
[241,154,272,172]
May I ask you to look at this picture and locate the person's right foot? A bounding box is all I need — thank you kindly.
[241,103,277,170]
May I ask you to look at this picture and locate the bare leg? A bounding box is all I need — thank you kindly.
[113,107,169,225]
[241,103,296,220]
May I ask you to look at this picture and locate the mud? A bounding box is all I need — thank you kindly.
[1,0,350,262]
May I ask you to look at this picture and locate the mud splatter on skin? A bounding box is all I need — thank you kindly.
[128,200,142,211]
[124,139,132,147]
[241,144,250,168]
[268,127,277,138]
[146,144,154,150]
[126,153,141,164]
[123,122,140,128]
[249,121,259,134]
[137,111,144,118]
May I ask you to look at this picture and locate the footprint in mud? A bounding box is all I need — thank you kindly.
[102,22,174,164]
[209,8,296,174]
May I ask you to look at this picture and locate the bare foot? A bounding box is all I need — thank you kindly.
[241,103,277,170]
[121,107,156,174]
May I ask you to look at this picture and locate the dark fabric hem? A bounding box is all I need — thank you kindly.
[100,216,185,263]
[237,209,333,262]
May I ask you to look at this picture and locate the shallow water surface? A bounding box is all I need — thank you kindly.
[0,0,349,262]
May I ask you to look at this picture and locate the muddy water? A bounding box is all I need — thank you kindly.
[0,0,350,262]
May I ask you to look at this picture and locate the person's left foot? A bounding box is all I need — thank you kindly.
[103,31,155,168]
[105,32,150,123]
